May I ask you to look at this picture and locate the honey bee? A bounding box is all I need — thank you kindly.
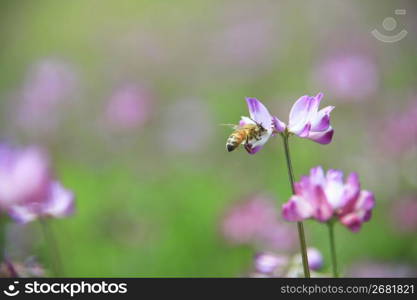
[224,120,267,152]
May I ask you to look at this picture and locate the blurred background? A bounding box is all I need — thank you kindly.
[0,0,416,277]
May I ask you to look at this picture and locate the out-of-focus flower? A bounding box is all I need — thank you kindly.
[0,145,50,208]
[282,166,375,232]
[378,100,417,156]
[8,181,75,224]
[314,54,378,101]
[347,261,417,277]
[0,143,75,224]
[227,98,275,154]
[390,195,417,233]
[221,194,296,251]
[254,252,288,275]
[16,59,77,133]
[273,93,334,145]
[252,247,324,277]
[294,247,324,271]
[161,98,213,153]
[105,84,153,131]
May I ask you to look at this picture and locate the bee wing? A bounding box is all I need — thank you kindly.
[219,123,240,129]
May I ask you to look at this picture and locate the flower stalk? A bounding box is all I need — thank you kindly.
[327,220,339,277]
[281,132,310,278]
[40,219,64,277]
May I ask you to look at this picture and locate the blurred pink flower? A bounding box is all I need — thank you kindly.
[8,181,75,224]
[314,54,378,101]
[105,84,153,131]
[390,195,417,233]
[282,166,375,232]
[347,261,417,277]
[379,100,417,155]
[253,252,288,275]
[221,194,296,251]
[0,143,75,223]
[16,59,77,132]
[273,93,334,144]
[295,247,324,271]
[0,144,51,208]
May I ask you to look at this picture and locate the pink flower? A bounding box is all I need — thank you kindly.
[273,93,335,144]
[221,195,296,251]
[8,181,75,224]
[314,54,378,101]
[0,145,51,208]
[105,84,153,131]
[253,252,289,274]
[0,143,75,224]
[282,166,375,232]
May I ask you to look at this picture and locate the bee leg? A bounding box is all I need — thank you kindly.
[244,136,252,153]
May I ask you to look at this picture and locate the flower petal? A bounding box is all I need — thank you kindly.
[239,116,256,126]
[245,98,273,129]
[8,205,37,224]
[311,106,335,132]
[312,185,334,222]
[307,127,334,144]
[288,95,319,134]
[282,195,314,222]
[245,145,263,155]
[324,169,345,209]
[272,116,286,132]
[309,166,325,186]
[339,213,362,232]
[43,181,75,218]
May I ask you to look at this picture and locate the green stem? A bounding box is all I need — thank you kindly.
[327,221,338,277]
[282,133,310,278]
[40,219,64,277]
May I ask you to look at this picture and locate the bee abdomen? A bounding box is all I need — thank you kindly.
[226,131,245,152]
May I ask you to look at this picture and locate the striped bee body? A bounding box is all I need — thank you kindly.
[226,123,265,152]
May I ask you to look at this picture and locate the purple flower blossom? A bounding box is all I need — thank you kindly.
[273,93,335,144]
[282,166,375,232]
[254,252,288,274]
[0,144,75,224]
[8,181,75,224]
[221,194,296,251]
[0,145,51,208]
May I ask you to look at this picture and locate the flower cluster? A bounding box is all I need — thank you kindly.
[282,166,375,232]
[0,144,74,224]
[234,94,334,154]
